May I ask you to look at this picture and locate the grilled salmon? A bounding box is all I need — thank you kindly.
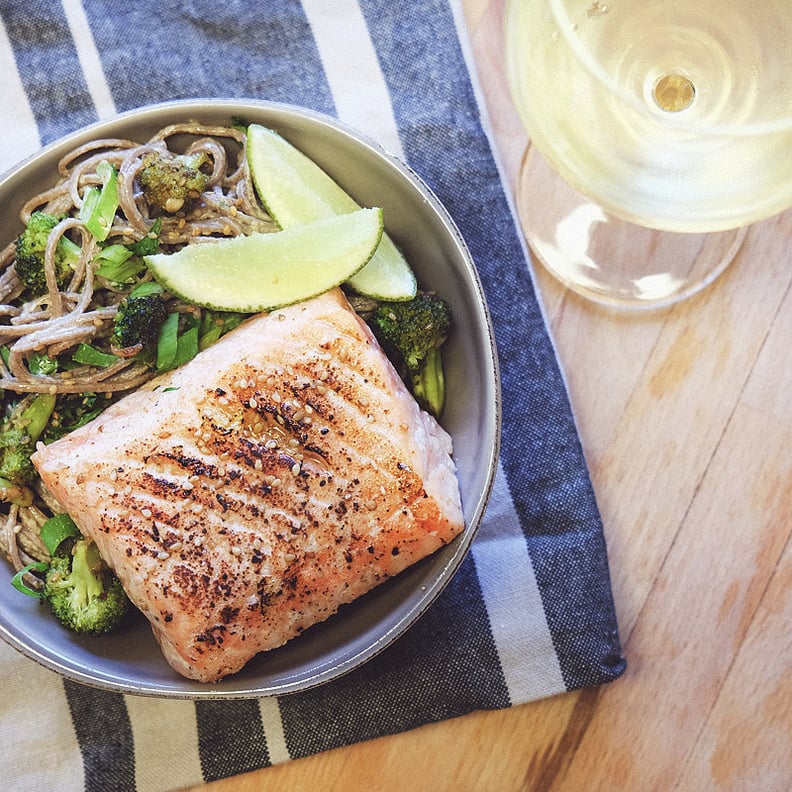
[32,288,464,682]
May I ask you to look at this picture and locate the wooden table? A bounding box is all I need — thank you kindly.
[188,2,792,789]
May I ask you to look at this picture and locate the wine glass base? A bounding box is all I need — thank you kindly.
[515,146,747,310]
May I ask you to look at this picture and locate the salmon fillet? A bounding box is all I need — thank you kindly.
[31,288,463,682]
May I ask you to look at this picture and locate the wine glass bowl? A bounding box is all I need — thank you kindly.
[505,0,792,308]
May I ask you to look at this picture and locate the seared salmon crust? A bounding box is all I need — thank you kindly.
[32,288,464,682]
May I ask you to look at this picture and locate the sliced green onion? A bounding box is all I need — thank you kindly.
[128,218,162,255]
[95,244,133,266]
[11,561,49,598]
[72,343,119,368]
[129,282,164,298]
[156,312,180,372]
[28,352,58,376]
[40,513,80,556]
[198,311,246,351]
[174,324,199,368]
[96,258,147,285]
[79,160,119,242]
[21,392,57,441]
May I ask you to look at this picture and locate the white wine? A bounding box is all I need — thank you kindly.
[505,0,792,233]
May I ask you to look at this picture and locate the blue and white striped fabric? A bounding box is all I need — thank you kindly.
[0,1,625,789]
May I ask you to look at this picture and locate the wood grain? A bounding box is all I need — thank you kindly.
[182,1,792,789]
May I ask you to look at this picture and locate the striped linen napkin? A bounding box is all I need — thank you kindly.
[0,1,625,790]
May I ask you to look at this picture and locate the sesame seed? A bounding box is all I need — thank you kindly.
[249,397,258,409]
[272,477,282,487]
[194,535,203,546]
[272,391,281,403]
[365,499,377,511]
[291,463,301,475]
[254,459,263,471]
[157,551,170,560]
[231,546,242,556]
[265,439,278,449]
[141,508,152,518]
[169,541,183,552]
[183,481,194,491]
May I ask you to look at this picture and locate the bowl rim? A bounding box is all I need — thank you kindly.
[0,98,501,698]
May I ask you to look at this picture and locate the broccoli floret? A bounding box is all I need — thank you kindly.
[43,537,128,636]
[137,151,210,214]
[15,211,81,295]
[369,292,451,417]
[0,393,56,505]
[112,283,168,350]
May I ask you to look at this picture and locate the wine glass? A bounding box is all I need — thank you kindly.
[504,0,792,309]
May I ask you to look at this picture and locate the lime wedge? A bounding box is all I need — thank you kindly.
[247,123,417,301]
[144,208,383,312]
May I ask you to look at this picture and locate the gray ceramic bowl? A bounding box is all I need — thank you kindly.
[0,100,500,698]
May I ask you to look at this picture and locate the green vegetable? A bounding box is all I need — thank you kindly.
[0,393,57,505]
[11,561,49,597]
[42,392,110,443]
[127,218,162,256]
[155,312,203,373]
[112,283,168,350]
[173,317,199,368]
[14,211,81,295]
[28,352,58,376]
[79,160,119,242]
[198,310,246,350]
[137,151,210,214]
[368,292,452,417]
[94,219,162,283]
[72,343,119,368]
[40,513,81,556]
[42,536,129,636]
[156,311,180,372]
